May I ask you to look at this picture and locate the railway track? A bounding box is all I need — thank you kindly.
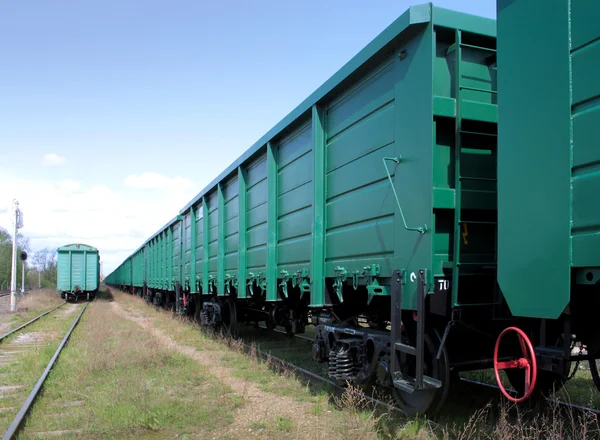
[0,303,65,343]
[230,324,412,418]
[215,321,600,423]
[0,302,87,439]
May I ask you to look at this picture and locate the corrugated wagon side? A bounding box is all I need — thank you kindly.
[108,3,501,415]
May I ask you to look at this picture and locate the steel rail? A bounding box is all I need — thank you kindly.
[233,336,412,418]
[0,302,66,343]
[165,303,600,424]
[254,324,600,417]
[3,303,88,440]
[459,377,600,415]
[226,323,416,418]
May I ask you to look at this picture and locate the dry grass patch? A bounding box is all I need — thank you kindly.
[0,288,66,334]
[440,398,600,440]
[111,290,440,440]
[19,294,241,439]
[17,288,63,312]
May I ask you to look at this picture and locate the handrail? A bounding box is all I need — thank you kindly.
[383,156,427,234]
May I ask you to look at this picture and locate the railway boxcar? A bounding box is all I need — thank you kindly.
[106,0,600,416]
[57,244,100,301]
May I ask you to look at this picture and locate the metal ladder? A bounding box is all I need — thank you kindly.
[448,29,498,307]
[390,269,442,393]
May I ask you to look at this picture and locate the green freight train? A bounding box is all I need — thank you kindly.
[106,0,600,415]
[57,244,100,302]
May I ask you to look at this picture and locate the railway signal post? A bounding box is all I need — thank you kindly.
[10,200,24,312]
[20,251,27,294]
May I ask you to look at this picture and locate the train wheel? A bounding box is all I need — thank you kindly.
[493,326,537,403]
[193,297,203,324]
[220,299,238,339]
[355,374,377,396]
[392,330,450,417]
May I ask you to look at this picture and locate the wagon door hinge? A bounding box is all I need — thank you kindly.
[246,272,256,296]
[224,274,233,294]
[363,264,388,305]
[291,268,310,294]
[247,272,255,287]
[208,275,216,293]
[351,270,360,290]
[257,272,267,293]
[333,266,347,303]
[279,270,290,298]
[184,277,190,291]
[195,276,201,292]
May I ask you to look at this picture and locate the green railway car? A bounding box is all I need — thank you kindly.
[57,244,100,302]
[106,1,600,415]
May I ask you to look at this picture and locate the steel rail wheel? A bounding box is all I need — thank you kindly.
[392,330,450,417]
[493,326,538,402]
[220,299,238,339]
[193,296,203,324]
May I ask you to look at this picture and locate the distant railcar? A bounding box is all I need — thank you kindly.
[57,244,100,301]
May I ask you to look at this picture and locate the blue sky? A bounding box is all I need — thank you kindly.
[0,0,496,275]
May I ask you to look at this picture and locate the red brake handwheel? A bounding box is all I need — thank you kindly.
[493,326,537,402]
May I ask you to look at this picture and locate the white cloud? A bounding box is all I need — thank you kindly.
[124,172,195,190]
[0,170,198,275]
[41,153,66,166]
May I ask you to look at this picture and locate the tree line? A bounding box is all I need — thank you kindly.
[0,227,57,290]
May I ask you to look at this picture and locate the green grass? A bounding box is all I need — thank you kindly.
[17,294,241,439]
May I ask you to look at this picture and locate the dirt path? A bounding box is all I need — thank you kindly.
[110,300,332,439]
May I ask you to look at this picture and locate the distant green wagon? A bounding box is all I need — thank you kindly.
[56,244,100,301]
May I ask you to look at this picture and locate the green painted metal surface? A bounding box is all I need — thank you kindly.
[266,142,278,302]
[238,167,248,299]
[190,208,197,292]
[497,0,600,319]
[57,244,99,293]
[203,197,209,293]
[311,105,326,307]
[217,184,225,296]
[106,4,503,315]
[571,0,600,269]
[392,21,434,310]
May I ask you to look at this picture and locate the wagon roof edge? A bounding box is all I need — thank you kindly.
[57,243,98,252]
